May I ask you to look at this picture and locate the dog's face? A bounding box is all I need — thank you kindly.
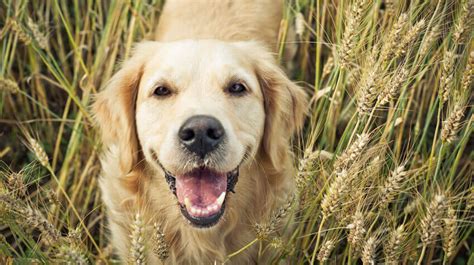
[93,40,307,228]
[136,40,265,226]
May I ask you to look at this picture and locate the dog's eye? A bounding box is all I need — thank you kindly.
[227,82,247,95]
[153,86,171,97]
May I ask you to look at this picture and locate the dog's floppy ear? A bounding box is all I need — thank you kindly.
[259,57,308,172]
[92,42,154,173]
[237,42,308,172]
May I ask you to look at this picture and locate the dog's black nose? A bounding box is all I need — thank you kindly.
[178,115,225,158]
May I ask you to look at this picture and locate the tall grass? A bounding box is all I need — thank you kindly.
[0,0,472,264]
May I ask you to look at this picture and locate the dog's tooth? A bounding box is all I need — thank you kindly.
[184,197,191,208]
[202,209,209,216]
[196,208,202,216]
[216,192,226,206]
[190,207,198,215]
[212,204,219,212]
[207,205,213,212]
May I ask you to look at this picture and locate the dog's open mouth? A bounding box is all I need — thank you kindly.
[163,166,239,228]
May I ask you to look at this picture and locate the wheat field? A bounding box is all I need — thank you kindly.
[0,0,473,264]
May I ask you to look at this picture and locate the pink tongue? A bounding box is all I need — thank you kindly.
[176,168,227,207]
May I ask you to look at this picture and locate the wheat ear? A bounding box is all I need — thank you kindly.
[361,236,377,265]
[420,193,447,245]
[335,133,370,171]
[439,50,456,103]
[339,0,369,68]
[379,165,407,208]
[27,17,47,49]
[152,223,169,262]
[0,77,20,94]
[28,138,50,168]
[317,239,336,262]
[384,225,405,264]
[453,0,474,44]
[347,211,366,253]
[129,213,146,265]
[441,104,466,143]
[321,170,349,218]
[442,207,457,258]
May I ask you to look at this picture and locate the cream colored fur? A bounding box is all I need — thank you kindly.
[93,0,307,263]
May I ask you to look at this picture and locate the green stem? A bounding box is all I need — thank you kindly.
[310,217,326,264]
[418,245,427,265]
[433,143,445,182]
[226,238,259,262]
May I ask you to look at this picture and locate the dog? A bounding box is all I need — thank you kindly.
[93,0,307,263]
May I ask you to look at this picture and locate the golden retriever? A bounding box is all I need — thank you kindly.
[93,0,307,263]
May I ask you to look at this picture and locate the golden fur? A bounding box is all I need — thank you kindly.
[93,0,307,263]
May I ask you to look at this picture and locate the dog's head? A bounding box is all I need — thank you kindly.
[93,40,307,228]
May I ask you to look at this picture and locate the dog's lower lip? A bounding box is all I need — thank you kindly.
[179,201,226,227]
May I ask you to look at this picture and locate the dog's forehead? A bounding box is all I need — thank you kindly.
[164,40,241,63]
[144,41,251,78]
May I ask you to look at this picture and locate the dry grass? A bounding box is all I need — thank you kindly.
[0,0,473,264]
